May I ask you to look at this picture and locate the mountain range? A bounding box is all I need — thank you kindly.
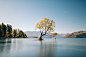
[24,31,67,38]
[25,31,86,38]
[63,31,86,38]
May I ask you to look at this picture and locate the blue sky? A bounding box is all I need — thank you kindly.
[0,0,86,33]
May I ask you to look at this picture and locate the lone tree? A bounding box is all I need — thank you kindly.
[35,18,56,40]
[52,33,57,37]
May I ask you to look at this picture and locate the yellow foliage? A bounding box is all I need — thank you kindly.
[41,20,44,22]
[35,17,56,32]
[44,18,47,20]
[52,33,57,37]
[47,22,50,24]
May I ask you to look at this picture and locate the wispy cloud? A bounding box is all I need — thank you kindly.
[64,11,67,12]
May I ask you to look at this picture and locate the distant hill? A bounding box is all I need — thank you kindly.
[59,33,69,37]
[24,31,40,38]
[63,31,86,38]
[24,31,67,38]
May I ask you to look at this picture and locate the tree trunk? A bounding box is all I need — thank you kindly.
[39,33,43,40]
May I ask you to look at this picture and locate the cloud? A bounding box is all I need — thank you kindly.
[64,11,67,12]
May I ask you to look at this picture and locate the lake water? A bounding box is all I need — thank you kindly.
[0,38,86,57]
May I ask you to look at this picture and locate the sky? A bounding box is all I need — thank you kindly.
[0,0,86,34]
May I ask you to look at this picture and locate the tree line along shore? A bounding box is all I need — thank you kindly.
[0,23,27,38]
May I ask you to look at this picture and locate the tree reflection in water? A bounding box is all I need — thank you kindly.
[0,38,58,57]
[0,38,11,43]
[37,41,57,57]
[0,38,11,57]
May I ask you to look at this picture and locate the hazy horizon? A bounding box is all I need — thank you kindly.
[0,0,86,34]
[24,30,86,34]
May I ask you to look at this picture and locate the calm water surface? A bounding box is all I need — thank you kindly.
[0,38,86,57]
